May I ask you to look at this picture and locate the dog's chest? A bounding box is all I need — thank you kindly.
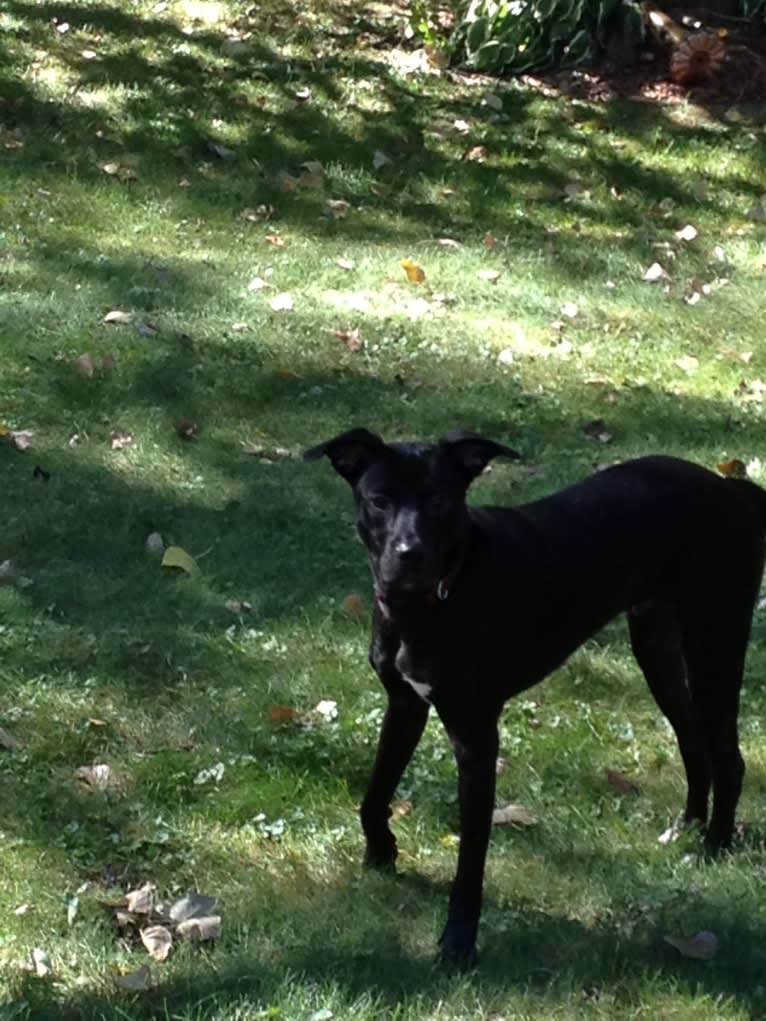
[395,639,436,703]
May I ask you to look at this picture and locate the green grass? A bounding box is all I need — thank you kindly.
[2,0,766,1017]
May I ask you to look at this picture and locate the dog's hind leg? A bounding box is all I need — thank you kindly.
[680,613,753,852]
[628,602,711,833]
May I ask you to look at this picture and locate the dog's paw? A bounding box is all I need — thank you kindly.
[438,923,479,969]
[363,839,397,870]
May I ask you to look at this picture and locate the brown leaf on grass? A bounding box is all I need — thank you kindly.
[177,418,198,440]
[583,419,613,443]
[176,915,221,941]
[492,803,538,827]
[334,328,362,353]
[74,353,96,378]
[269,704,299,725]
[464,144,488,163]
[605,769,640,795]
[265,233,286,247]
[717,458,748,479]
[115,965,151,992]
[664,930,719,960]
[140,925,172,962]
[342,593,365,617]
[110,428,134,450]
[125,884,155,915]
[103,309,133,325]
[401,258,426,284]
[482,234,500,250]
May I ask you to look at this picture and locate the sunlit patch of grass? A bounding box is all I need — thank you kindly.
[2,0,766,1016]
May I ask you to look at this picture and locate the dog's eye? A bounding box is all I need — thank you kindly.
[369,495,392,512]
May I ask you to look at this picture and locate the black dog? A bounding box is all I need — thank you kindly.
[305,428,766,965]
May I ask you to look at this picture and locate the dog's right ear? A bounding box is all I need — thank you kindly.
[303,428,386,485]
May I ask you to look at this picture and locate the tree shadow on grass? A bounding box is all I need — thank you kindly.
[3,0,764,271]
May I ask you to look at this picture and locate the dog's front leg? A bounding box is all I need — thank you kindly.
[360,689,430,868]
[438,717,499,966]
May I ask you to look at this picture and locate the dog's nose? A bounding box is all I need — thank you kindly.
[395,540,424,563]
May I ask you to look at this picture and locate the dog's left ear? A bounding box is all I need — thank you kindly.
[303,427,386,485]
[438,430,521,483]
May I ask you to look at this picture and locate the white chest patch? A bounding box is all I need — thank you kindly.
[403,674,433,703]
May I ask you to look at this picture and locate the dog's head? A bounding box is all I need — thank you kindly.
[304,428,520,601]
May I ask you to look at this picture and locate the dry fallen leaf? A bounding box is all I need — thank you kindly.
[717,458,748,479]
[391,799,413,820]
[116,965,151,992]
[492,803,538,827]
[482,234,500,250]
[125,884,155,915]
[265,233,286,247]
[161,546,200,576]
[176,915,222,941]
[76,763,113,789]
[169,893,219,923]
[269,704,299,725]
[30,947,52,977]
[103,309,133,325]
[334,327,362,353]
[664,930,719,960]
[643,262,669,282]
[270,292,294,312]
[326,198,351,220]
[74,353,96,378]
[110,428,134,450]
[465,144,488,163]
[1,427,34,452]
[401,258,426,284]
[605,769,640,795]
[674,224,699,242]
[342,592,365,617]
[145,532,165,555]
[140,925,173,962]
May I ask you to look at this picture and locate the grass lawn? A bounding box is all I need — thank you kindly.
[2,0,766,1017]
